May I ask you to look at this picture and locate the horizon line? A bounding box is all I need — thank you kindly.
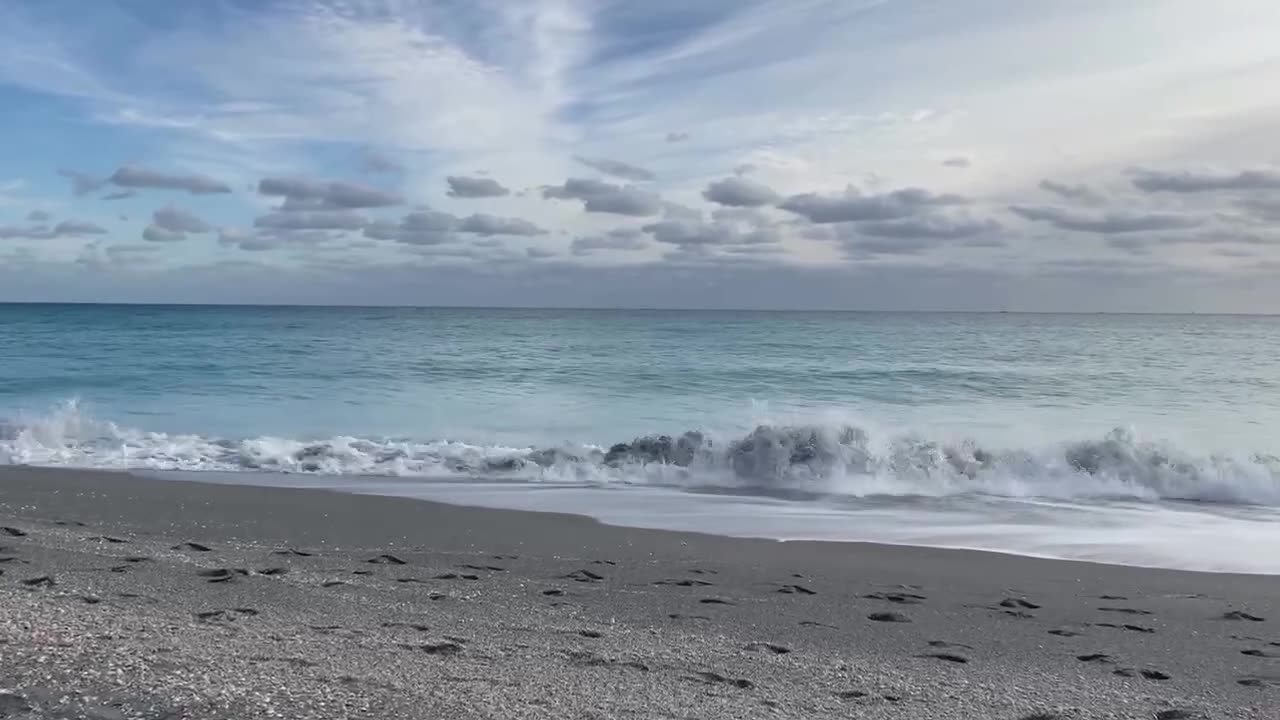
[0,300,1273,316]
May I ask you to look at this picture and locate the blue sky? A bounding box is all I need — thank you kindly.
[2,0,1280,310]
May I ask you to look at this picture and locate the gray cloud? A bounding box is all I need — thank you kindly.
[856,215,1002,239]
[57,169,105,196]
[142,225,187,243]
[110,165,232,195]
[254,210,368,231]
[103,190,136,201]
[1132,168,1280,193]
[258,177,402,209]
[526,247,556,260]
[571,228,649,255]
[702,176,781,207]
[543,178,663,216]
[1107,237,1150,255]
[845,237,937,256]
[663,202,703,221]
[446,176,510,198]
[1240,197,1280,222]
[458,213,545,236]
[780,187,968,223]
[665,132,690,143]
[1009,205,1201,233]
[942,156,971,168]
[1039,179,1102,202]
[574,156,655,182]
[26,210,50,222]
[363,211,458,245]
[642,219,780,248]
[359,148,403,174]
[54,220,107,236]
[153,205,212,234]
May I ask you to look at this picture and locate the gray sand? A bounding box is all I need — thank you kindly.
[1,467,1277,719]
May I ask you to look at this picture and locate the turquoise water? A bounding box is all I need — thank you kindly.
[3,304,1280,570]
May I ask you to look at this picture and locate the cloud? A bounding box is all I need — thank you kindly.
[1240,197,1280,222]
[641,219,779,248]
[26,210,50,222]
[571,228,649,255]
[458,213,545,236]
[358,148,403,175]
[103,190,136,201]
[446,176,510,198]
[1131,168,1280,193]
[574,156,656,182]
[702,176,781,207]
[2,220,108,240]
[526,247,556,260]
[942,156,971,168]
[543,178,663,216]
[258,177,402,209]
[665,132,690,143]
[856,215,1002,239]
[780,187,968,223]
[153,205,212,234]
[109,165,232,195]
[1009,204,1201,233]
[57,169,105,196]
[142,224,186,243]
[1039,179,1101,202]
[363,211,458,245]
[254,210,368,231]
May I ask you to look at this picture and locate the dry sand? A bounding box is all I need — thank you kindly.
[1,466,1277,719]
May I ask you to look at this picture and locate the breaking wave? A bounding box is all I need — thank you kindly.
[3,400,1280,506]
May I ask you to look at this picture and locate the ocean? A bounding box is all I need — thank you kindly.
[3,304,1279,572]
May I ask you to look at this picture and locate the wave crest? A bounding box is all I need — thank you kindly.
[3,400,1279,505]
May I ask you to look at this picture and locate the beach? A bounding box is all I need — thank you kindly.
[1,467,1276,719]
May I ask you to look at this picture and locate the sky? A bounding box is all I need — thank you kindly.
[2,0,1280,311]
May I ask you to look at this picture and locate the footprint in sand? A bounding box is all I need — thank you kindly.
[919,652,968,664]
[196,608,258,622]
[458,563,505,572]
[87,535,129,544]
[1097,607,1154,616]
[20,575,54,588]
[1113,667,1170,680]
[1,527,28,537]
[271,548,314,557]
[1237,675,1280,688]
[366,554,407,565]
[654,578,715,587]
[399,642,463,655]
[699,597,736,605]
[689,671,753,689]
[1223,610,1266,622]
[868,612,910,623]
[1076,653,1114,664]
[563,569,605,583]
[743,642,790,655]
[777,584,816,595]
[865,592,926,605]
[172,542,213,552]
[1000,597,1041,609]
[1242,648,1280,658]
[1048,629,1082,637]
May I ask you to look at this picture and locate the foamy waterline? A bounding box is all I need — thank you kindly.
[4,400,1280,506]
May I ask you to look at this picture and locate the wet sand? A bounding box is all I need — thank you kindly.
[1,466,1277,719]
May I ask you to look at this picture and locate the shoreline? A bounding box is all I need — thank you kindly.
[2,465,1277,718]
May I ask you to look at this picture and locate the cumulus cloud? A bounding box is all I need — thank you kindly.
[856,215,1002,239]
[1009,205,1201,233]
[780,187,968,223]
[0,220,105,242]
[363,211,457,245]
[571,228,649,255]
[142,224,186,243]
[26,210,50,222]
[942,156,971,168]
[109,165,232,195]
[526,247,556,260]
[1039,179,1101,202]
[57,169,105,196]
[153,205,212,234]
[702,177,781,207]
[641,219,779,248]
[254,209,368,230]
[446,176,510,198]
[665,132,690,143]
[1131,168,1280,193]
[457,213,545,236]
[359,148,403,174]
[258,177,402,209]
[574,156,655,182]
[543,178,663,216]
